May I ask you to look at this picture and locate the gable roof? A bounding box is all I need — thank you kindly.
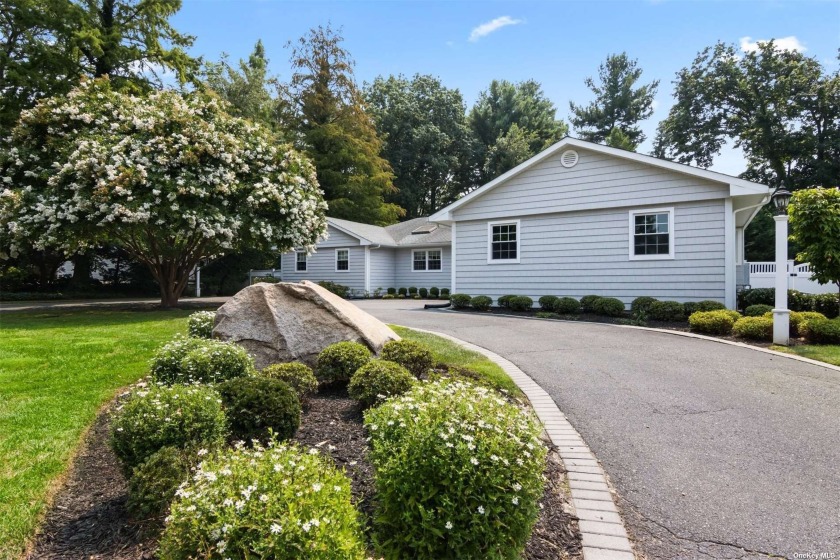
[326,217,451,247]
[429,136,771,222]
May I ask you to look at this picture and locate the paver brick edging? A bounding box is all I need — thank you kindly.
[397,325,637,560]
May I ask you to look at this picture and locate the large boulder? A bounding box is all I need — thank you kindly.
[213,281,399,370]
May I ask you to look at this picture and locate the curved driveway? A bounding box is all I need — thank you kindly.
[355,300,840,560]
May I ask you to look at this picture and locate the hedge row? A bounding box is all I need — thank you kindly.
[738,288,839,318]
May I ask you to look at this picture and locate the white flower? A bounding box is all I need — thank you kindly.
[445,521,453,530]
[270,523,281,534]
[312,483,322,492]
[477,506,485,514]
[470,457,479,465]
[512,497,519,505]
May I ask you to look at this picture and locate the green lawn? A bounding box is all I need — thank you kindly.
[771,344,840,367]
[0,310,192,560]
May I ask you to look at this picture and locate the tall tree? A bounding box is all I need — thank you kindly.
[569,52,659,149]
[469,79,567,186]
[285,25,402,225]
[365,74,472,218]
[789,188,840,308]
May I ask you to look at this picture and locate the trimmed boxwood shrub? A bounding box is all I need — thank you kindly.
[538,295,559,311]
[260,362,318,403]
[408,286,418,295]
[111,384,227,475]
[684,300,726,316]
[398,287,408,296]
[745,304,773,317]
[127,446,194,521]
[688,310,739,335]
[218,376,300,443]
[348,359,416,408]
[318,281,350,298]
[187,311,215,339]
[765,310,828,337]
[631,296,657,316]
[739,288,775,308]
[429,287,440,298]
[387,287,396,295]
[813,293,840,318]
[315,341,372,384]
[592,297,625,317]
[159,442,366,560]
[450,293,471,309]
[509,295,533,312]
[497,294,517,308]
[800,316,840,344]
[580,295,602,313]
[365,380,546,559]
[418,287,428,298]
[178,341,255,385]
[470,295,493,311]
[732,316,773,341]
[381,339,434,378]
[555,297,580,315]
[440,288,450,297]
[648,301,685,322]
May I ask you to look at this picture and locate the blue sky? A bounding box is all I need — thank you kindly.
[173,0,840,175]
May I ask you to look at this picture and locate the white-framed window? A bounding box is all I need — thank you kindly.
[296,251,308,272]
[412,248,443,272]
[629,207,675,260]
[335,248,350,272]
[487,220,520,263]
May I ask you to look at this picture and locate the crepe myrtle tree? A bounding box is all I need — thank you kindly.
[0,78,327,307]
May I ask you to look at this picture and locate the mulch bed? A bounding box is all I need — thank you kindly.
[27,388,582,559]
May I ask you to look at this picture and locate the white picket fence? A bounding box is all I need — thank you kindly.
[747,261,836,294]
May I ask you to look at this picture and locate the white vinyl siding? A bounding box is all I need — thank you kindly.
[394,246,452,291]
[281,226,366,293]
[369,249,396,293]
[629,207,674,260]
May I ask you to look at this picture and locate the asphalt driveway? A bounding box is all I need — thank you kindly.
[355,299,840,560]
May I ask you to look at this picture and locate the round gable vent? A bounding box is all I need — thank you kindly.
[560,149,579,168]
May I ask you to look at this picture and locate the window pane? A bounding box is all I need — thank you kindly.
[296,252,307,271]
[413,251,427,271]
[428,250,442,270]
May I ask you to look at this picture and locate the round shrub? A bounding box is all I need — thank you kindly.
[746,304,773,317]
[555,297,581,315]
[470,295,493,311]
[348,359,416,408]
[631,296,658,316]
[218,376,300,443]
[111,384,227,474]
[382,294,395,299]
[740,288,775,307]
[732,316,773,341]
[178,340,255,384]
[440,288,450,297]
[429,287,440,298]
[648,301,685,322]
[592,297,626,317]
[538,295,559,311]
[365,380,546,559]
[127,446,194,521]
[767,311,829,337]
[508,295,533,312]
[315,341,372,384]
[813,293,840,318]
[387,287,396,295]
[150,336,209,384]
[788,290,815,313]
[408,286,418,295]
[800,316,840,344]
[398,287,408,296]
[418,287,428,298]
[498,294,517,308]
[187,311,215,339]
[688,310,738,335]
[159,442,366,560]
[261,362,318,402]
[580,295,602,313]
[381,339,434,378]
[450,293,471,309]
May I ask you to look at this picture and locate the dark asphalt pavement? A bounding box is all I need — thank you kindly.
[355,299,840,560]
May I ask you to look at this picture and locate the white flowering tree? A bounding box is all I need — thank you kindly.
[0,79,327,307]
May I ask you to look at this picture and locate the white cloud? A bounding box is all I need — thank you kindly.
[469,16,524,42]
[739,35,807,53]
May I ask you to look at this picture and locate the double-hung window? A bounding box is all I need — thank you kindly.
[629,208,674,260]
[488,221,520,263]
[413,249,442,271]
[335,249,349,271]
[296,251,307,271]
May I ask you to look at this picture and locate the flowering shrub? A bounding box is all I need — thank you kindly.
[188,311,216,339]
[150,336,209,383]
[180,341,255,384]
[380,339,434,378]
[127,446,196,521]
[217,377,300,443]
[315,341,371,384]
[261,362,318,403]
[111,383,227,474]
[365,380,546,559]
[158,441,366,560]
[348,360,416,409]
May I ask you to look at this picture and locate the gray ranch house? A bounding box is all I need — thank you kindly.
[428,137,771,309]
[280,217,452,296]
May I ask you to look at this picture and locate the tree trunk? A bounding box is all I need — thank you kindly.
[69,253,92,288]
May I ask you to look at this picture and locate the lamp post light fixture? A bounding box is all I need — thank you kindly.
[771,187,792,345]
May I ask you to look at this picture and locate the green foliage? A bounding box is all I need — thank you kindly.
[555,297,581,315]
[441,288,450,297]
[537,295,559,311]
[738,288,838,318]
[408,286,418,295]
[733,317,773,341]
[315,341,372,384]
[580,295,602,313]
[348,359,416,409]
[450,293,471,309]
[429,287,440,298]
[631,296,658,315]
[746,304,774,317]
[387,287,396,295]
[693,300,727,313]
[178,341,255,385]
[648,301,685,322]
[569,52,659,148]
[150,336,209,384]
[799,316,840,344]
[318,281,350,298]
[593,297,626,317]
[813,293,840,318]
[159,441,366,560]
[497,294,516,308]
[187,311,215,339]
[398,287,408,296]
[260,362,318,403]
[688,310,739,335]
[764,310,828,337]
[470,295,493,311]
[739,288,776,308]
[365,380,546,559]
[382,294,395,299]
[789,189,840,313]
[509,295,534,312]
[127,446,194,522]
[418,287,428,298]
[535,312,560,319]
[218,377,300,443]
[110,383,227,475]
[381,339,434,378]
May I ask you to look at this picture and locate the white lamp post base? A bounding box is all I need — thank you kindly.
[772,309,789,345]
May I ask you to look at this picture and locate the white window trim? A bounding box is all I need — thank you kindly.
[334,248,350,272]
[487,220,521,264]
[411,247,443,273]
[295,250,308,272]
[628,207,675,261]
